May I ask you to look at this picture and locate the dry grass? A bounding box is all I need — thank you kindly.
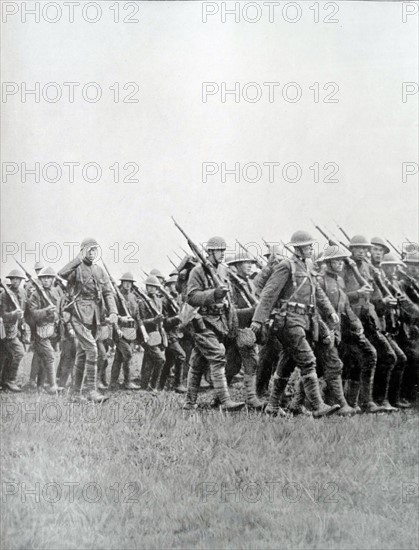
[1,351,418,550]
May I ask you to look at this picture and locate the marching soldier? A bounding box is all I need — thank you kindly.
[58,238,119,402]
[344,235,398,412]
[138,275,167,393]
[225,252,264,410]
[381,253,419,407]
[27,267,61,393]
[0,269,27,391]
[158,274,187,393]
[109,272,142,390]
[317,245,382,414]
[250,231,341,418]
[183,237,245,411]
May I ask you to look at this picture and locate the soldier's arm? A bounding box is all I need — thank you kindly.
[315,284,338,326]
[138,299,159,331]
[343,295,363,332]
[187,266,218,307]
[28,292,54,323]
[58,255,83,279]
[99,268,118,315]
[0,292,21,322]
[253,264,272,298]
[252,260,289,324]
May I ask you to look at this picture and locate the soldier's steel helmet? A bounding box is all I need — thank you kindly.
[206,236,227,251]
[34,261,44,271]
[38,267,56,278]
[80,237,99,249]
[289,231,315,247]
[405,252,419,265]
[120,272,136,282]
[263,244,282,259]
[225,252,256,265]
[381,253,405,266]
[322,245,351,262]
[145,275,161,287]
[7,268,25,279]
[150,269,164,280]
[371,237,390,254]
[349,235,372,248]
[165,275,178,285]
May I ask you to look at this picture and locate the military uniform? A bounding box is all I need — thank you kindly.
[0,273,26,391]
[316,249,378,413]
[110,283,143,390]
[252,231,340,417]
[138,279,167,391]
[158,287,187,393]
[58,240,117,401]
[27,273,61,392]
[184,236,244,411]
[344,255,397,409]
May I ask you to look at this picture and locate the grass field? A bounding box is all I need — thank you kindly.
[1,351,418,550]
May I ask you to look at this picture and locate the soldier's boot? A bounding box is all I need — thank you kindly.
[379,369,398,413]
[109,357,121,390]
[328,377,356,416]
[288,378,311,416]
[183,369,201,410]
[345,380,361,413]
[44,359,59,394]
[357,371,386,413]
[84,361,108,403]
[149,362,163,392]
[72,362,85,394]
[29,353,40,385]
[265,377,287,417]
[173,361,187,394]
[243,374,265,410]
[122,361,140,390]
[97,359,108,390]
[392,368,411,408]
[302,372,340,418]
[212,368,245,412]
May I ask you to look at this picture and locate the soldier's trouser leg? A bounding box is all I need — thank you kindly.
[0,339,9,384]
[367,331,397,403]
[278,325,329,412]
[33,338,56,387]
[267,348,294,413]
[96,340,108,386]
[3,337,25,385]
[58,337,76,387]
[256,334,281,397]
[161,340,186,389]
[71,318,98,393]
[117,338,133,385]
[29,352,41,384]
[387,335,407,404]
[110,347,123,385]
[315,343,349,408]
[180,331,194,378]
[141,344,165,389]
[225,341,243,384]
[185,347,206,406]
[400,330,419,401]
[193,328,232,405]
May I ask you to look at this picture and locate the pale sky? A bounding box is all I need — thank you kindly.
[1,1,418,279]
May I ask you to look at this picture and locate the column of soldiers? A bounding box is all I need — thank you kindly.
[0,230,418,417]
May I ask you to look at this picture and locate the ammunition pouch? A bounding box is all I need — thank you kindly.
[119,317,137,341]
[36,323,56,340]
[199,304,227,316]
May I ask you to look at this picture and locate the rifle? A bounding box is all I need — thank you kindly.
[236,239,266,269]
[311,222,372,290]
[228,269,258,307]
[167,256,179,273]
[333,219,351,242]
[386,239,402,258]
[14,258,55,308]
[132,283,168,347]
[173,250,183,261]
[102,261,148,342]
[172,217,232,308]
[0,279,22,311]
[156,283,180,314]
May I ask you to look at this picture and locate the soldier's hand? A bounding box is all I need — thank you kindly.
[15,309,24,320]
[68,327,75,338]
[153,313,164,323]
[214,286,228,301]
[355,327,364,336]
[250,321,261,334]
[108,313,118,325]
[358,286,372,298]
[330,313,339,325]
[383,296,397,306]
